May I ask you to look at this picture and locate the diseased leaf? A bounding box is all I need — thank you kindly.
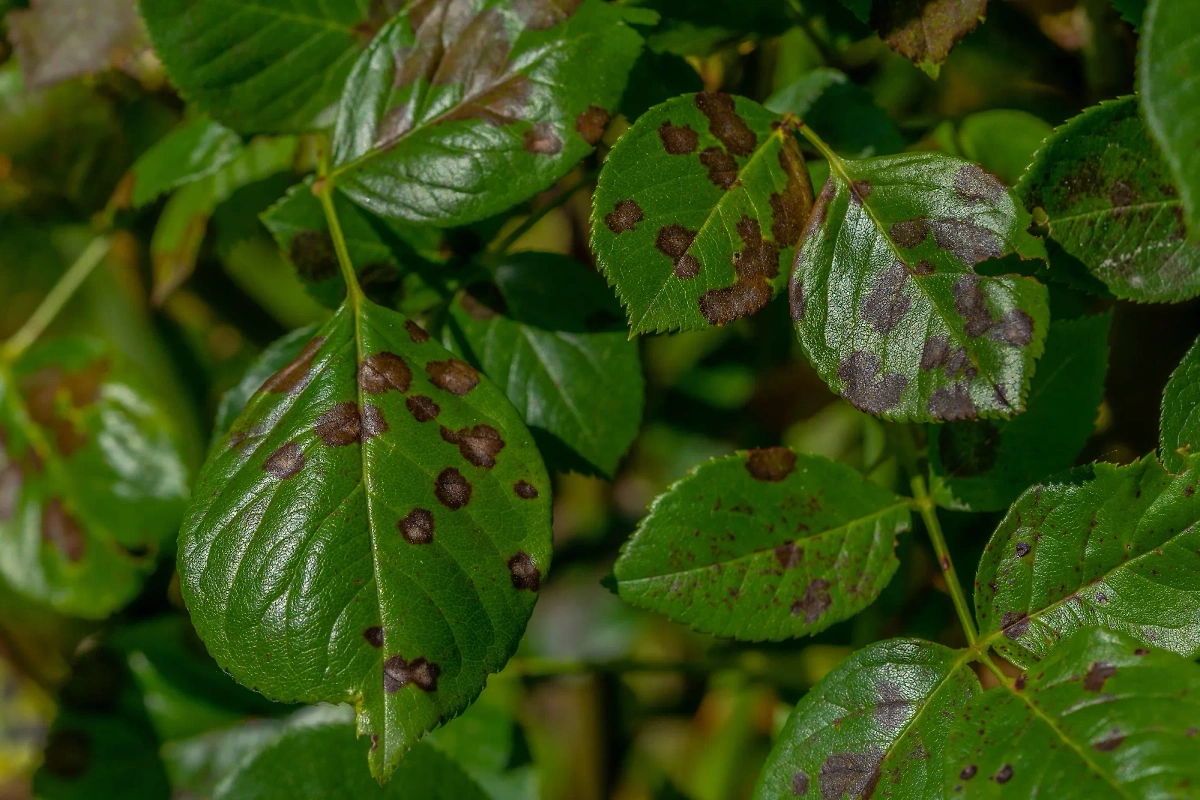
[870,0,986,78]
[179,297,552,779]
[0,338,189,618]
[443,253,643,478]
[592,93,814,334]
[612,448,911,641]
[1160,333,1200,473]
[9,0,144,89]
[213,325,320,446]
[766,68,904,159]
[930,311,1111,511]
[138,0,404,134]
[945,628,1200,798]
[330,0,648,227]
[1018,96,1200,302]
[130,116,243,209]
[792,150,1049,422]
[754,639,979,800]
[1141,0,1200,241]
[975,453,1200,667]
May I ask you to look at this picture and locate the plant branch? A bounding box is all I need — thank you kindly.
[911,475,979,646]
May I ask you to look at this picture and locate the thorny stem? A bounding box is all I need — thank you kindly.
[910,475,979,647]
[315,148,363,303]
[485,167,599,262]
[1,236,111,364]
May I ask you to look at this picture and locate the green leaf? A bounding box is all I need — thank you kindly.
[955,110,1052,187]
[592,93,814,334]
[138,0,403,134]
[1160,333,1200,473]
[1017,96,1200,302]
[975,453,1200,667]
[442,253,643,478]
[754,639,979,800]
[766,68,904,159]
[162,718,287,799]
[792,150,1049,422]
[619,50,703,121]
[930,311,1111,511]
[627,0,795,57]
[1111,0,1145,28]
[870,0,986,78]
[0,338,190,618]
[130,116,243,209]
[945,628,1200,797]
[427,701,538,800]
[9,0,144,89]
[213,325,320,445]
[329,0,648,227]
[179,297,552,779]
[612,448,911,641]
[215,717,490,799]
[1141,0,1200,241]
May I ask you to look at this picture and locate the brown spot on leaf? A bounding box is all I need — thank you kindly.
[862,261,911,335]
[890,217,929,249]
[994,764,1013,784]
[1083,661,1117,692]
[954,164,1006,204]
[790,277,806,321]
[960,764,978,781]
[575,105,609,145]
[695,92,757,156]
[954,276,995,338]
[461,281,507,320]
[775,542,803,569]
[427,360,480,396]
[871,0,986,67]
[791,770,810,795]
[288,231,339,283]
[838,351,908,414]
[1015,542,1031,557]
[919,336,976,378]
[875,680,908,731]
[363,626,384,647]
[700,146,739,190]
[261,337,325,394]
[42,498,84,562]
[771,140,811,247]
[656,224,701,279]
[849,180,872,204]
[818,748,883,800]
[745,447,796,482]
[1094,730,1125,751]
[383,655,440,693]
[928,383,976,421]
[792,579,832,624]
[698,215,781,325]
[407,395,440,422]
[440,424,505,468]
[404,319,430,343]
[523,122,562,155]
[932,218,1002,266]
[990,310,1034,347]
[435,467,472,509]
[359,352,411,394]
[604,199,644,234]
[1000,611,1031,640]
[264,442,305,479]
[658,120,698,155]
[316,402,362,446]
[514,480,539,499]
[399,508,435,544]
[910,259,936,276]
[362,404,388,440]
[508,551,541,591]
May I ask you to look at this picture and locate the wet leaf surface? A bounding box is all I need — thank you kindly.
[1160,333,1200,474]
[129,116,243,209]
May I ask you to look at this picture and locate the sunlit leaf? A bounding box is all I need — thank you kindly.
[130,116,243,209]
[1160,333,1200,474]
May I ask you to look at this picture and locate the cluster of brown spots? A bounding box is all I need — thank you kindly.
[435,467,472,509]
[404,319,430,343]
[42,498,84,562]
[775,542,803,569]
[699,146,739,190]
[931,218,1002,266]
[919,335,977,379]
[791,770,810,796]
[460,281,507,320]
[383,655,440,693]
[953,164,1006,205]
[890,217,929,249]
[862,261,911,335]
[41,729,90,778]
[399,508,435,544]
[849,180,873,204]
[288,231,339,283]
[837,351,908,414]
[792,578,831,623]
[818,748,882,800]
[960,764,978,781]
[770,140,811,248]
[658,120,698,155]
[523,122,562,155]
[745,447,796,482]
[575,105,610,146]
[514,480,539,499]
[406,395,440,422]
[698,216,780,326]
[1000,610,1031,640]
[655,224,701,279]
[994,764,1014,784]
[427,360,479,396]
[694,93,756,156]
[316,402,363,446]
[1093,730,1125,751]
[928,383,976,421]
[508,551,541,591]
[264,442,305,479]
[953,276,1034,346]
[359,352,411,394]
[790,276,806,322]
[604,199,644,234]
[875,680,908,731]
[1083,661,1117,692]
[363,626,384,647]
[261,337,325,394]
[440,424,505,468]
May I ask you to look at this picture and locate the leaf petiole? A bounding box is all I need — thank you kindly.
[315,150,364,303]
[911,475,979,646]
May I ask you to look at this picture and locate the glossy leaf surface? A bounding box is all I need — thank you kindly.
[592,93,813,333]
[130,116,243,208]
[1160,333,1200,473]
[443,253,643,478]
[612,448,910,641]
[930,311,1111,511]
[1018,96,1200,302]
[179,297,552,779]
[330,0,648,226]
[945,628,1200,798]
[792,150,1049,422]
[975,454,1200,666]
[0,338,189,618]
[754,639,978,800]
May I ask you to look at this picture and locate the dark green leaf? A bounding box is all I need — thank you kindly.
[138,0,403,134]
[945,628,1200,797]
[330,0,648,227]
[839,0,871,24]
[975,453,1200,666]
[0,338,190,618]
[870,0,986,78]
[612,448,911,641]
[1160,333,1200,473]
[179,297,552,779]
[754,639,979,800]
[930,311,1111,511]
[1110,0,1145,29]
[627,0,795,57]
[443,253,643,478]
[9,0,143,89]
[592,93,814,333]
[161,718,286,799]
[1141,0,1200,241]
[130,116,243,208]
[792,150,1049,422]
[619,49,703,121]
[1018,96,1200,302]
[766,68,904,158]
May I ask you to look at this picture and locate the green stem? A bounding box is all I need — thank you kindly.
[485,168,598,262]
[911,475,978,646]
[314,162,362,302]
[793,120,842,167]
[1,236,110,364]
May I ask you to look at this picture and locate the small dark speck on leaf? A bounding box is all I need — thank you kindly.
[960,764,977,781]
[1015,542,1030,557]
[792,769,810,795]
[407,395,440,422]
[399,508,435,544]
[994,764,1013,784]
[264,442,305,479]
[1083,661,1117,692]
[604,199,644,234]
[658,120,698,155]
[404,319,430,343]
[575,105,610,146]
[363,626,384,647]
[508,551,541,591]
[514,480,539,499]
[383,655,440,693]
[435,468,472,509]
[746,447,796,482]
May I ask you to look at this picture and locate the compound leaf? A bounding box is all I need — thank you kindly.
[975,453,1200,667]
[792,150,1049,422]
[945,627,1200,798]
[179,297,552,780]
[443,253,643,478]
[1160,334,1200,473]
[754,639,979,800]
[0,338,190,618]
[1018,96,1200,302]
[592,93,813,334]
[612,448,911,641]
[130,116,243,209]
[330,0,648,227]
